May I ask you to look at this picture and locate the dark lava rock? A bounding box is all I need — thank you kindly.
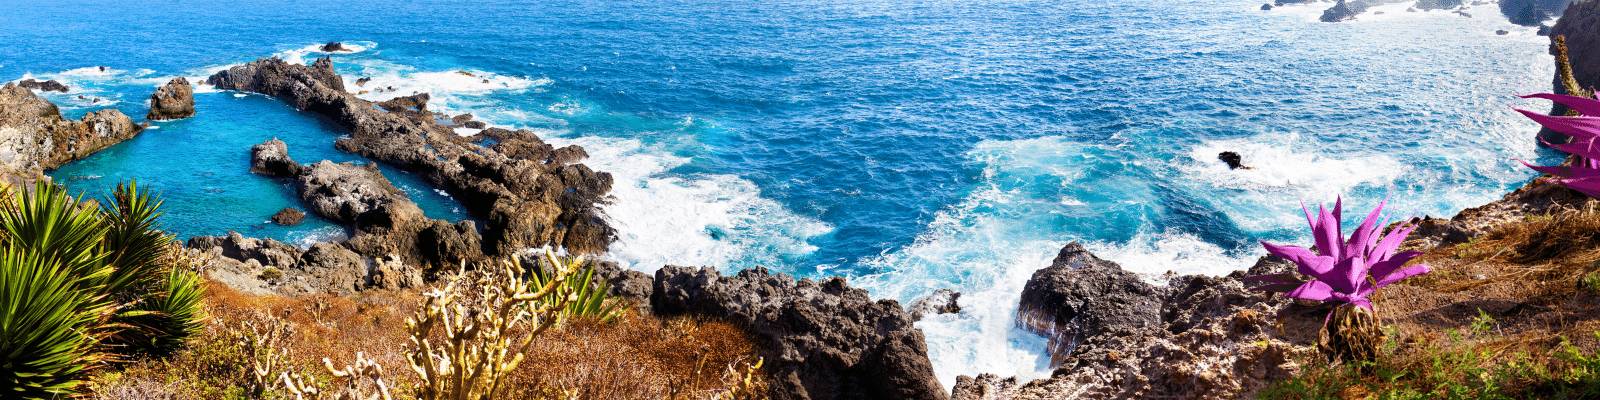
[293,157,485,271]
[463,120,487,129]
[908,289,962,321]
[355,77,371,87]
[1217,151,1252,170]
[954,245,1318,399]
[321,42,350,52]
[652,266,949,400]
[450,113,474,125]
[416,219,484,271]
[17,79,69,93]
[298,242,367,296]
[296,160,418,226]
[146,77,195,120]
[1503,0,1567,27]
[1017,242,1167,365]
[1261,3,1273,10]
[1539,24,1553,35]
[272,207,306,226]
[1416,0,1464,10]
[208,57,616,255]
[250,139,303,178]
[1499,29,1513,34]
[1321,0,1371,22]
[0,82,144,173]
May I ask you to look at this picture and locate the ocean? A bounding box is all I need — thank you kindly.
[1,0,1561,388]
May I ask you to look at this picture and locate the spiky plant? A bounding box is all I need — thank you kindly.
[529,250,632,324]
[1515,94,1600,197]
[0,180,205,397]
[1245,196,1431,311]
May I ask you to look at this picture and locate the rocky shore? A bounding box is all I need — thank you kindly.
[0,82,145,176]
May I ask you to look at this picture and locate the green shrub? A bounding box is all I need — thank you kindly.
[0,180,205,398]
[260,266,283,280]
[529,250,631,324]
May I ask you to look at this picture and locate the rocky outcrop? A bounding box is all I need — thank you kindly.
[1400,177,1598,251]
[188,232,384,297]
[208,57,615,255]
[1504,0,1570,26]
[652,266,949,400]
[321,42,350,52]
[1549,0,1600,101]
[908,289,962,321]
[953,247,1321,400]
[1416,0,1464,11]
[1017,243,1167,366]
[250,138,303,177]
[17,79,69,93]
[292,159,485,271]
[1320,0,1371,21]
[272,207,305,226]
[0,82,144,173]
[146,77,195,120]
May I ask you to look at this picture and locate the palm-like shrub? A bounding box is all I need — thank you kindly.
[1516,94,1600,197]
[1245,196,1431,311]
[0,180,206,398]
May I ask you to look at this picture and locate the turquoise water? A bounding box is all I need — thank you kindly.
[3,0,1564,387]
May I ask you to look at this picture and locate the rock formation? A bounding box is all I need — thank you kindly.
[652,266,949,400]
[1320,0,1371,22]
[146,77,195,120]
[187,232,412,296]
[1217,151,1253,170]
[249,138,303,177]
[953,246,1321,400]
[321,42,350,52]
[272,207,305,226]
[1415,0,1464,11]
[908,289,962,321]
[17,79,69,93]
[208,57,615,255]
[1504,0,1571,26]
[0,82,144,173]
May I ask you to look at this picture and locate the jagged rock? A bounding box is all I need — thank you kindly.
[356,77,371,87]
[1539,24,1553,35]
[321,42,349,52]
[1321,0,1371,22]
[450,113,473,125]
[146,77,195,120]
[463,120,487,129]
[372,254,424,290]
[0,82,145,173]
[1402,177,1598,251]
[416,219,483,270]
[1261,3,1274,10]
[17,79,68,93]
[1503,0,1566,26]
[187,231,302,271]
[377,93,430,113]
[272,207,306,226]
[1417,0,1464,10]
[1217,151,1253,170]
[209,57,616,255]
[953,247,1320,400]
[298,242,367,296]
[250,138,302,177]
[296,160,418,226]
[1017,242,1166,366]
[908,289,962,321]
[652,266,949,400]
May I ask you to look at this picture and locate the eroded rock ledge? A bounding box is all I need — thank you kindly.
[207,57,615,255]
[652,266,950,400]
[146,77,195,120]
[0,82,145,174]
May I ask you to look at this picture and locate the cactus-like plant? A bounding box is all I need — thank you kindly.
[529,254,632,324]
[404,250,581,400]
[1515,93,1600,197]
[1244,196,1431,312]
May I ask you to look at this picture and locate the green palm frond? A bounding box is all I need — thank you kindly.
[0,242,116,398]
[529,251,632,324]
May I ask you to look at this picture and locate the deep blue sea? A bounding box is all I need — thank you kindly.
[1,0,1561,387]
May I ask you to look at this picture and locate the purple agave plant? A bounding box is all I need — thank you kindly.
[1515,93,1600,197]
[1244,196,1430,311]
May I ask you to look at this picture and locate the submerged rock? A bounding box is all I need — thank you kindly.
[17,79,69,93]
[146,77,195,120]
[208,57,616,255]
[0,82,144,173]
[1261,3,1273,10]
[1217,151,1253,170]
[321,42,350,52]
[908,289,962,321]
[652,266,949,400]
[271,207,305,226]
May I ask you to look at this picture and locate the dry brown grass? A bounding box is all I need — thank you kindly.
[90,281,767,400]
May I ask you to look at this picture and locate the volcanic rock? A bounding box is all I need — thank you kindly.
[295,160,418,226]
[908,289,962,320]
[450,113,473,125]
[188,232,303,272]
[356,77,371,87]
[0,82,144,173]
[272,207,305,226]
[208,57,615,255]
[146,77,195,120]
[1017,242,1167,365]
[321,42,350,52]
[188,232,377,297]
[1217,151,1253,170]
[652,266,949,400]
[250,138,303,178]
[463,120,487,129]
[1416,0,1464,10]
[1321,0,1371,22]
[952,247,1320,400]
[298,242,367,296]
[17,79,69,93]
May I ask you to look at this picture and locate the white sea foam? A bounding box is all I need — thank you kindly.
[540,135,832,272]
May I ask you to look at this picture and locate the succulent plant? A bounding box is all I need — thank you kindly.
[1244,196,1431,312]
[1515,93,1600,197]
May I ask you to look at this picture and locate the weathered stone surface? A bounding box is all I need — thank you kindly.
[146,77,195,120]
[1541,0,1600,140]
[321,42,350,52]
[0,82,145,173]
[250,138,303,177]
[17,79,69,93]
[187,231,302,270]
[652,266,949,400]
[272,207,305,226]
[954,247,1320,400]
[208,57,615,255]
[908,289,962,321]
[1016,242,1166,366]
[298,242,367,296]
[372,254,424,290]
[416,219,483,270]
[295,160,418,226]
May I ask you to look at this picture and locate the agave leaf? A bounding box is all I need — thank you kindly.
[1373,264,1432,289]
[1250,282,1310,293]
[1241,273,1302,283]
[1555,177,1600,199]
[1282,280,1340,303]
[1515,109,1600,141]
[1521,93,1600,116]
[1313,203,1343,260]
[1345,193,1389,261]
